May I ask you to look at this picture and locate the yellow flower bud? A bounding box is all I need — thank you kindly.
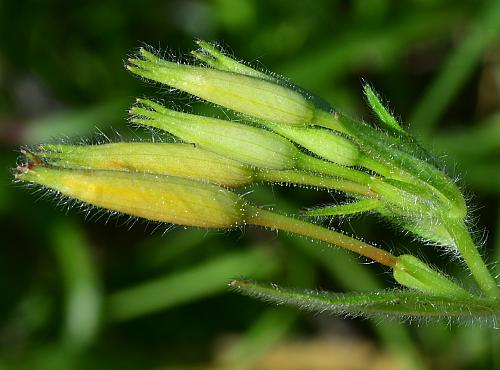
[17,166,247,228]
[36,143,254,187]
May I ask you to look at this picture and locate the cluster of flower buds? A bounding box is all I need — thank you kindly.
[15,41,498,301]
[126,42,468,248]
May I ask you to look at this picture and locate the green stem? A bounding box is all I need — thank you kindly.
[296,153,374,185]
[256,169,377,198]
[247,207,397,268]
[447,220,499,298]
[305,198,382,217]
[296,153,425,214]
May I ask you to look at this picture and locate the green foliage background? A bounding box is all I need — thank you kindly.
[1,0,499,369]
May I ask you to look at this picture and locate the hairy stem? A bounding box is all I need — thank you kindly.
[296,153,374,184]
[447,220,499,298]
[296,153,426,214]
[256,169,377,197]
[247,207,397,268]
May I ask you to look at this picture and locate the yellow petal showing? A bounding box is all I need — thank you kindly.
[37,143,254,187]
[18,167,246,228]
[128,49,322,127]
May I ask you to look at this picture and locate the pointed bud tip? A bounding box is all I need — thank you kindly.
[15,160,36,174]
[228,279,251,289]
[227,279,238,287]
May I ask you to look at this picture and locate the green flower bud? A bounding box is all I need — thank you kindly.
[35,143,254,187]
[191,41,338,120]
[16,165,247,228]
[260,121,360,166]
[127,48,333,127]
[393,255,469,297]
[130,99,299,170]
[191,40,274,82]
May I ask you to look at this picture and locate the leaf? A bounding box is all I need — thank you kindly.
[229,279,500,322]
[364,84,404,134]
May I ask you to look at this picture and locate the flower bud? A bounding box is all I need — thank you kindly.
[191,41,338,120]
[393,255,469,297]
[36,143,254,187]
[130,99,299,170]
[17,166,247,228]
[261,122,360,166]
[127,48,324,127]
[191,41,274,82]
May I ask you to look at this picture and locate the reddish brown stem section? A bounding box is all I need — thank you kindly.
[247,207,397,268]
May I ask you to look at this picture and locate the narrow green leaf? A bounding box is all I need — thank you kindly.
[364,84,404,134]
[305,198,382,217]
[230,279,500,321]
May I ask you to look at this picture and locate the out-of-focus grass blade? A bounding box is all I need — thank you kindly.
[51,220,102,349]
[433,117,500,193]
[281,9,463,90]
[455,161,500,194]
[220,246,315,366]
[495,204,500,276]
[106,247,278,322]
[219,307,297,365]
[24,99,128,144]
[410,0,500,136]
[433,114,500,160]
[136,229,214,271]
[230,279,500,320]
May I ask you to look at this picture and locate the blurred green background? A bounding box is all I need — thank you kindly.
[1,0,500,369]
